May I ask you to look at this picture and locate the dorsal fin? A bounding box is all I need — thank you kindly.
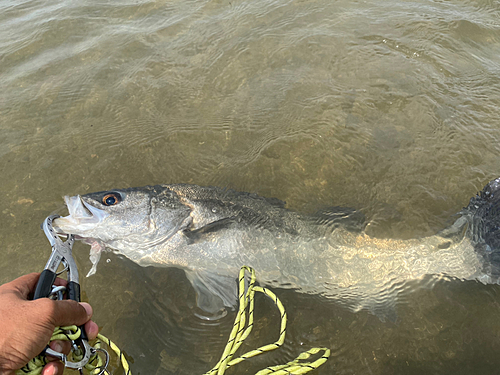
[313,206,366,232]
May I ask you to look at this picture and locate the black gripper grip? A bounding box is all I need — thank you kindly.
[34,269,57,300]
[78,324,89,341]
[67,281,89,341]
[67,281,81,302]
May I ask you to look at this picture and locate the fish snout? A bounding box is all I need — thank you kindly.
[53,195,109,234]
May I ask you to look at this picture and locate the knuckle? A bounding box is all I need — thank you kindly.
[36,298,55,312]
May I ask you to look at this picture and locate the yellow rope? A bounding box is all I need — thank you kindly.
[17,266,328,375]
[204,266,330,375]
[95,333,131,375]
[15,327,130,375]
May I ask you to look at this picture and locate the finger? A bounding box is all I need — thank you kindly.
[53,277,68,287]
[1,273,41,298]
[42,361,63,375]
[50,300,92,327]
[47,340,72,357]
[85,320,99,341]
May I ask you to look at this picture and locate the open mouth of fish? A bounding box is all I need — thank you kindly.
[54,195,109,232]
[53,195,110,277]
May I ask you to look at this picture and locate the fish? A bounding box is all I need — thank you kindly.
[53,178,500,320]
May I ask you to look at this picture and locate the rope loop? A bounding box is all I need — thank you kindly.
[17,266,328,375]
[204,266,330,375]
[15,328,130,375]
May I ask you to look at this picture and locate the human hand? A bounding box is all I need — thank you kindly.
[0,273,99,375]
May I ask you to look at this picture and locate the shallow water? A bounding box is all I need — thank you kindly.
[1,0,500,373]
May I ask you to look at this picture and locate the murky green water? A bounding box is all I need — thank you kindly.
[1,0,500,373]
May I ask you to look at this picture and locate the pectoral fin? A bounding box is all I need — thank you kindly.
[184,269,238,319]
[182,217,236,244]
[369,302,398,323]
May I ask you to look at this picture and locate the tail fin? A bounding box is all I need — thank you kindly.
[465,177,500,278]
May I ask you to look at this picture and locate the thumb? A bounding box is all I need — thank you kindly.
[50,300,93,327]
[2,273,41,298]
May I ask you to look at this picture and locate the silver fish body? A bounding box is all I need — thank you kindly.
[53,180,500,319]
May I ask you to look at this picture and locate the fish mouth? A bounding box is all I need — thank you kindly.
[53,195,109,234]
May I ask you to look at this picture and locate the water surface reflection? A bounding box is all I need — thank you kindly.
[1,0,500,373]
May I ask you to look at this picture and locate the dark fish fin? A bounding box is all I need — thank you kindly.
[437,215,468,239]
[313,206,366,232]
[351,296,399,324]
[335,292,398,323]
[184,269,238,319]
[183,217,235,244]
[220,188,287,209]
[371,304,398,324]
[262,196,287,208]
[464,177,500,278]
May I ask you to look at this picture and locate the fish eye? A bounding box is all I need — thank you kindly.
[102,193,121,206]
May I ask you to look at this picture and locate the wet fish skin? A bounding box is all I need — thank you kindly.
[52,178,500,318]
[54,184,342,314]
[464,177,500,278]
[55,184,331,270]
